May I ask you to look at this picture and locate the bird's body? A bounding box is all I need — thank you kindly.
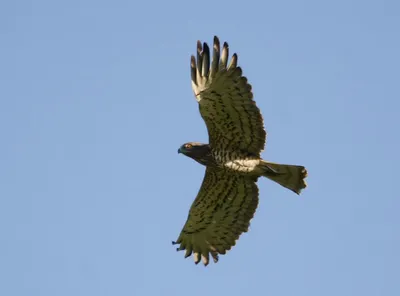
[179,143,260,173]
[174,37,307,266]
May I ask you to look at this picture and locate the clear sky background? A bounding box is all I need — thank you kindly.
[1,0,399,295]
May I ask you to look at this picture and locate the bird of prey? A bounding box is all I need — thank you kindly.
[173,36,307,266]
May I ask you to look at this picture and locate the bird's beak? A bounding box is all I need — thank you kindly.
[178,148,182,154]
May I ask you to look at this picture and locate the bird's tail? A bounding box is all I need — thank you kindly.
[257,160,307,194]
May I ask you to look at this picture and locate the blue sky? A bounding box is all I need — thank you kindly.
[1,0,399,295]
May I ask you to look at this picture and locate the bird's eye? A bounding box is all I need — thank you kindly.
[185,144,192,149]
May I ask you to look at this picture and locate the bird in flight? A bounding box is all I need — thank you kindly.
[173,36,307,266]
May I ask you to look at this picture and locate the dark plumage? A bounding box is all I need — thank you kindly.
[174,36,307,266]
[178,143,214,166]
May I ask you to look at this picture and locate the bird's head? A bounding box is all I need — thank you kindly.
[178,142,211,165]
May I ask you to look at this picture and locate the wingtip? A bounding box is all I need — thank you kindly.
[194,253,201,264]
[202,254,210,266]
[228,53,238,69]
[213,36,220,51]
[190,55,196,67]
[211,252,219,263]
[203,42,209,53]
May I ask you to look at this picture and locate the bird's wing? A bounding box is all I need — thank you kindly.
[173,167,259,266]
[191,36,267,156]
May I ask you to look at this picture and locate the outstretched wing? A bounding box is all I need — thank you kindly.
[191,36,267,156]
[173,167,259,266]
